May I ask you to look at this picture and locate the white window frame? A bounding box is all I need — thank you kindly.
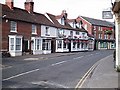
[16,38,22,50]
[45,27,50,36]
[32,24,37,34]
[42,39,51,50]
[8,35,23,51]
[10,21,17,32]
[57,40,62,49]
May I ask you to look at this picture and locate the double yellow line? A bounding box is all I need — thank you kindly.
[75,63,98,90]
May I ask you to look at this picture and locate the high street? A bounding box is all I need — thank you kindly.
[2,50,114,88]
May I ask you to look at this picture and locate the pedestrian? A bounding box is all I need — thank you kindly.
[113,50,116,68]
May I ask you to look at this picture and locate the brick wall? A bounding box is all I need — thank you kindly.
[2,18,41,51]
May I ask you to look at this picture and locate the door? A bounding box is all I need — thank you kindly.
[23,40,29,52]
[51,38,56,53]
[68,40,71,52]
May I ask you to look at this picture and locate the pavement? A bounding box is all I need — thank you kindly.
[80,55,119,89]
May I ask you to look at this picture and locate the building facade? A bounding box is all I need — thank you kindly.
[1,0,56,56]
[1,0,103,57]
[77,16,115,50]
[112,0,120,68]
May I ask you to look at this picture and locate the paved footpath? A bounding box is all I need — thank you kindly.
[81,55,119,88]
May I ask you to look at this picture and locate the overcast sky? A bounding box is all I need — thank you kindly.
[0,0,115,21]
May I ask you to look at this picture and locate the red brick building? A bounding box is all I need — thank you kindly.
[1,0,55,56]
[77,16,115,50]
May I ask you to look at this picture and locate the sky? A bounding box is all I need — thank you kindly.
[0,0,115,22]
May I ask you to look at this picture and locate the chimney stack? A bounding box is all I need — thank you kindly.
[6,0,14,9]
[24,0,34,13]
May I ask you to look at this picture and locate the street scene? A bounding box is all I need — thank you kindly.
[0,0,120,89]
[2,50,118,88]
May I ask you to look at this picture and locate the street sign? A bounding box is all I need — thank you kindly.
[102,11,113,19]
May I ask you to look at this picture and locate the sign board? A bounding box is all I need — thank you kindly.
[102,11,113,19]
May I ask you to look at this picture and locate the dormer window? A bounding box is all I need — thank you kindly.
[10,21,17,32]
[61,17,65,25]
[32,24,37,34]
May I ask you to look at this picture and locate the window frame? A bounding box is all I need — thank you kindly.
[10,21,17,32]
[32,24,37,34]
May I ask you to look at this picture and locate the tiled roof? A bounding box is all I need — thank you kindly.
[47,13,87,32]
[81,16,114,27]
[46,13,73,30]
[2,4,55,27]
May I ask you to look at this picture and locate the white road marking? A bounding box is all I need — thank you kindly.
[3,69,40,81]
[51,61,67,66]
[73,56,83,60]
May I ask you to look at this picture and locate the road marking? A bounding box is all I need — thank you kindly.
[75,63,98,90]
[3,69,39,81]
[75,55,112,89]
[51,61,67,66]
[73,56,83,60]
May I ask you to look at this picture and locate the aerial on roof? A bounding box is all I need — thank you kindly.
[80,16,114,27]
[1,4,55,27]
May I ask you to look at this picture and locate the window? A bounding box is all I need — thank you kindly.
[35,39,41,50]
[45,27,50,36]
[42,39,51,50]
[9,35,22,51]
[99,34,102,39]
[94,31,96,37]
[77,43,80,48]
[63,42,67,48]
[76,31,79,35]
[32,24,37,34]
[10,38,14,50]
[61,18,65,25]
[57,40,62,48]
[98,27,101,31]
[81,43,84,48]
[82,32,85,38]
[70,31,73,36]
[16,38,21,50]
[73,41,76,48]
[104,34,108,39]
[10,21,17,32]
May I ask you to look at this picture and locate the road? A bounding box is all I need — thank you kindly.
[2,50,114,88]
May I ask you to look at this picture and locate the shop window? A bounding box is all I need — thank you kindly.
[73,42,76,48]
[42,39,51,50]
[63,42,67,48]
[81,43,84,49]
[77,43,80,48]
[57,40,62,48]
[35,39,41,50]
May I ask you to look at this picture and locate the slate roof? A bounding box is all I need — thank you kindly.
[2,4,55,27]
[81,16,114,27]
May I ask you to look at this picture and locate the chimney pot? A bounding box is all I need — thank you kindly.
[24,0,34,13]
[6,0,14,9]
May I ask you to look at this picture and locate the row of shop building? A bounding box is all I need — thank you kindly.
[1,0,115,57]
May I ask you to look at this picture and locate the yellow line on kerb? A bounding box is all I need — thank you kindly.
[75,55,112,90]
[75,63,98,90]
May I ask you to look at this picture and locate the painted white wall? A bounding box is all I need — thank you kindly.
[41,25,57,37]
